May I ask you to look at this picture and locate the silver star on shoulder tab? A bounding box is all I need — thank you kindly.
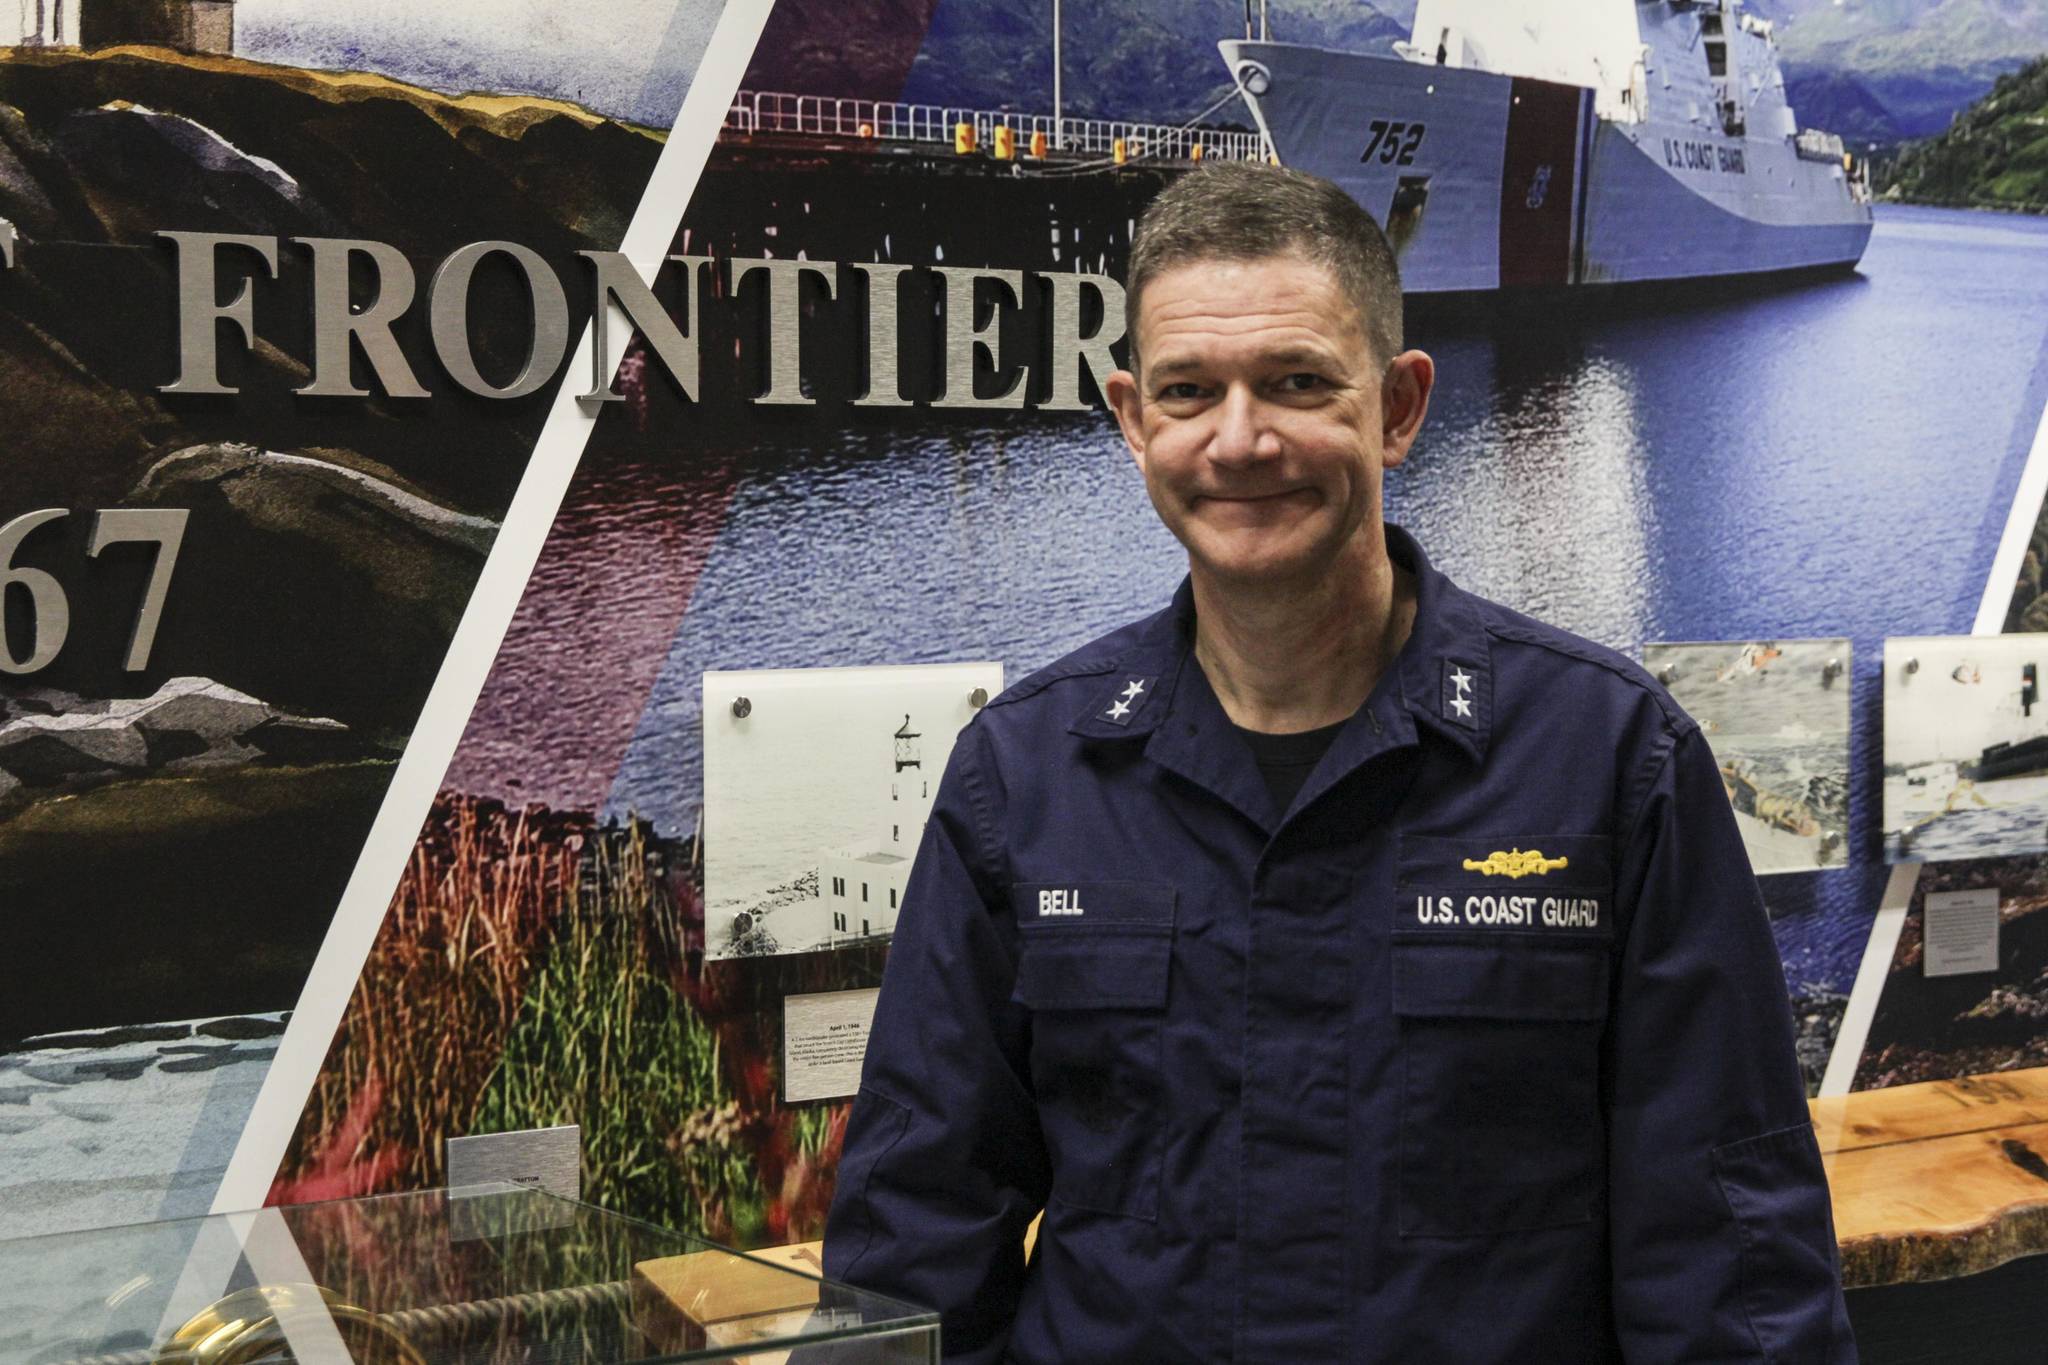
[1440,658,1481,730]
[1095,673,1157,728]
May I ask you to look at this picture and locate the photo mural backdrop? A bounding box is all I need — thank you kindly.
[0,0,739,1236]
[4,0,2048,1258]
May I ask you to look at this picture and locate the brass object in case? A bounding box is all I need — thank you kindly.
[158,1284,426,1365]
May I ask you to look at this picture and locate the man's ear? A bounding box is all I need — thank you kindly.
[1105,367,1149,473]
[1379,350,1435,468]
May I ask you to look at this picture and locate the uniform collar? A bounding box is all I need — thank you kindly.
[1388,523,1493,766]
[1069,523,1493,767]
[1066,577,1197,742]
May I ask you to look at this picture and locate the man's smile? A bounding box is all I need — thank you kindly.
[1194,487,1320,520]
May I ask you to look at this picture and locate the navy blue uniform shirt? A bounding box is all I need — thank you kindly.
[824,524,1854,1363]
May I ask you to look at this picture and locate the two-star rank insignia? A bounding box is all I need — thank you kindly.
[1440,658,1481,729]
[1099,675,1156,727]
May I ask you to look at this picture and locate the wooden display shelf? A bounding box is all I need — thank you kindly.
[657,1081,2048,1319]
[1812,1066,2048,1287]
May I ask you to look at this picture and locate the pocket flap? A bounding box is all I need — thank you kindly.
[1392,941,1610,1021]
[1713,1123,1847,1357]
[1014,923,1173,1010]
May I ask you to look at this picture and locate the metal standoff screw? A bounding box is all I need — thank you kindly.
[1818,830,1843,867]
[1822,657,1843,686]
[1904,658,1920,676]
[969,687,989,709]
[731,696,752,719]
[1657,665,1678,684]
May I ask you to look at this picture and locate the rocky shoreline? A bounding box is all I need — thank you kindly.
[0,674,375,809]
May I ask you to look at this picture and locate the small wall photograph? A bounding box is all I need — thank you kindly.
[702,662,1001,961]
[1885,635,2048,863]
[1643,639,1852,873]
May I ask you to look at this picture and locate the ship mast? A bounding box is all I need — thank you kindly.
[1053,0,1063,150]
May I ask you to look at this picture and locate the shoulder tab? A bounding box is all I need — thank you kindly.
[1069,671,1167,739]
[984,600,1177,712]
[983,652,1121,711]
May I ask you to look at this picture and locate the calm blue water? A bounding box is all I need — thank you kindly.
[597,205,2048,1003]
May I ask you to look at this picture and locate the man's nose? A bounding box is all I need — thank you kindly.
[1208,384,1281,468]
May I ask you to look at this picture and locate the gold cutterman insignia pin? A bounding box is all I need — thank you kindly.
[1462,848,1569,879]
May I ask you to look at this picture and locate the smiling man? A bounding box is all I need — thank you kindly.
[823,163,1854,1363]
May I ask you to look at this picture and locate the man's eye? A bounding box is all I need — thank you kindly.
[1158,382,1205,401]
[1278,373,1325,393]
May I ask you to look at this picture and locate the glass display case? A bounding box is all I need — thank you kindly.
[0,1185,937,1365]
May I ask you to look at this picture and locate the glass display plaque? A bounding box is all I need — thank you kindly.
[0,1185,937,1364]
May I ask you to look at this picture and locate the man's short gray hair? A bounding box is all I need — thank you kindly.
[1125,161,1404,371]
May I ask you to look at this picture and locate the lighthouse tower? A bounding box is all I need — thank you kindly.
[816,713,933,944]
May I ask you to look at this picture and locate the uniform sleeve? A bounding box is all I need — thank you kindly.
[822,719,1049,1364]
[1605,721,1856,1363]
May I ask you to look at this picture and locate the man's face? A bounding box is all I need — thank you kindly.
[1106,252,1432,590]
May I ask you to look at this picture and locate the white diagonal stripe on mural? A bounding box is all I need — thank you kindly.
[1821,380,2048,1096]
[1820,862,1921,1097]
[211,0,778,1212]
[151,1209,346,1354]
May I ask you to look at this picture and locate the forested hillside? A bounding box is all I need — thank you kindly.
[1879,54,2048,212]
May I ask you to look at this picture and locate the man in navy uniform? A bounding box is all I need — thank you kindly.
[823,163,1854,1362]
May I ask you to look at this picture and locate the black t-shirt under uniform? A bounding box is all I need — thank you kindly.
[1232,714,1352,814]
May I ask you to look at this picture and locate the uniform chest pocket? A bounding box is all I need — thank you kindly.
[1010,881,1175,1222]
[1391,938,1612,1238]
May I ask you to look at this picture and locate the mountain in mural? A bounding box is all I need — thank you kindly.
[1773,0,2048,147]
[896,0,1405,123]
[895,0,2043,150]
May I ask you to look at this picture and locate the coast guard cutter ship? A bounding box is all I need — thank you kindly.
[1222,0,1874,293]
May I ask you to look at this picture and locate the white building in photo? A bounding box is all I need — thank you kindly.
[4,1,236,53]
[5,1,83,46]
[814,713,935,945]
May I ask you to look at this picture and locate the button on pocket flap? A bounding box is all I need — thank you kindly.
[1014,923,1173,1010]
[1392,941,1610,1021]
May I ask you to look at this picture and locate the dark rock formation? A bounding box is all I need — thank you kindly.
[124,443,495,736]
